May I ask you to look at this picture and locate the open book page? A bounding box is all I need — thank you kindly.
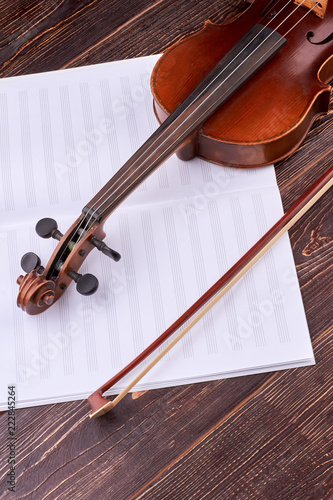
[0,55,314,409]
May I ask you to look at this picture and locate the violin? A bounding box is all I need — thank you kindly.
[16,0,333,315]
[152,0,333,168]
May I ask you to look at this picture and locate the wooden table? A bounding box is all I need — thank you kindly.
[0,1,332,498]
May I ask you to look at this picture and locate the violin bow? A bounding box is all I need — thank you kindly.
[88,164,333,418]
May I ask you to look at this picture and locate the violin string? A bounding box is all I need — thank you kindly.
[57,0,316,270]
[93,0,316,220]
[281,1,320,35]
[84,1,294,216]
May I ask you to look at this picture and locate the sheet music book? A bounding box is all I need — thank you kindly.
[0,55,314,410]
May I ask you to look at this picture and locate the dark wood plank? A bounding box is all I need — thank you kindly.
[65,0,247,68]
[0,0,158,77]
[277,96,333,341]
[0,374,278,498]
[0,0,245,77]
[130,329,333,499]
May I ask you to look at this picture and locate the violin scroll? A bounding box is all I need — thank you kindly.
[16,214,121,315]
[17,271,55,315]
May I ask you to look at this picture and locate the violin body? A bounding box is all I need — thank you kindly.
[151,0,333,167]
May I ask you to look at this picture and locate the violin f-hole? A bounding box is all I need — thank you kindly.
[307,30,333,45]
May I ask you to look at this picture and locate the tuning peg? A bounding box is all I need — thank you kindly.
[68,270,99,296]
[21,252,45,274]
[90,237,121,262]
[35,218,63,241]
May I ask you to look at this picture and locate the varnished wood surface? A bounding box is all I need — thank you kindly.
[0,1,332,499]
[151,0,333,167]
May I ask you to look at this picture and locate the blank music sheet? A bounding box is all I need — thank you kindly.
[0,55,314,410]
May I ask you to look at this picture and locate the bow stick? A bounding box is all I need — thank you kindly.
[88,165,333,418]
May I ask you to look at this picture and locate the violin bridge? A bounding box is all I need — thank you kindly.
[293,0,328,18]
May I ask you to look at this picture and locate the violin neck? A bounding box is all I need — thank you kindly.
[83,24,286,224]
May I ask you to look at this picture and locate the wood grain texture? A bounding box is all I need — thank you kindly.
[0,0,332,499]
[132,331,333,500]
[0,0,245,76]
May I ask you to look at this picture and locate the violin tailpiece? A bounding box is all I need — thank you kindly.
[293,0,328,18]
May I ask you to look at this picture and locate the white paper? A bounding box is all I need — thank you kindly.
[0,55,314,410]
